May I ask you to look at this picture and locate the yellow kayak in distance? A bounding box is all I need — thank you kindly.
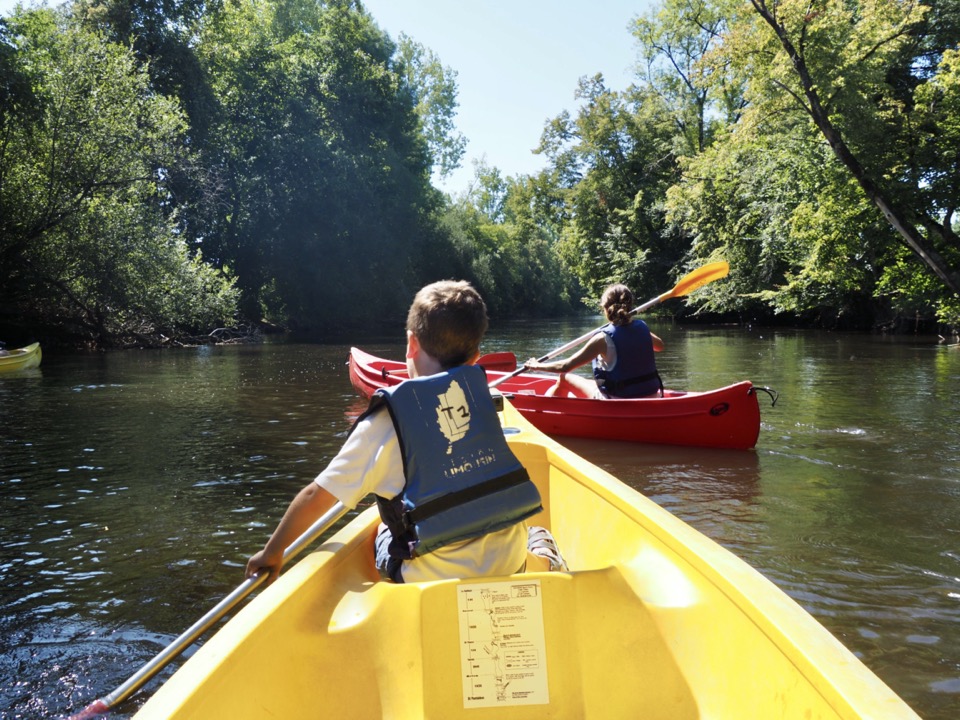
[0,342,41,374]
[133,398,919,719]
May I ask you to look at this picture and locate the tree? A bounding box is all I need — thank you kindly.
[632,0,739,155]
[891,45,960,323]
[75,0,221,142]
[394,32,467,180]
[0,7,237,345]
[438,161,579,318]
[538,74,684,303]
[666,120,891,324]
[720,0,960,301]
[0,18,38,128]
[190,0,441,331]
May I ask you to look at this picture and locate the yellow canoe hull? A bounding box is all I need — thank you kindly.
[134,400,918,719]
[0,342,41,373]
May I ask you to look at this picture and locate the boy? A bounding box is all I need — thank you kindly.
[246,280,548,584]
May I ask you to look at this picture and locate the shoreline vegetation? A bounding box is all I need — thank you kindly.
[17,310,960,356]
[2,0,958,351]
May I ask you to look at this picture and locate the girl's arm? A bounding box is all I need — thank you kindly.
[525,333,608,373]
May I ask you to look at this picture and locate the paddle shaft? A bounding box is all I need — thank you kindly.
[487,303,646,389]
[489,262,728,389]
[68,501,349,719]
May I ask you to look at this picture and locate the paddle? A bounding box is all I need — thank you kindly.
[67,501,349,720]
[489,261,730,389]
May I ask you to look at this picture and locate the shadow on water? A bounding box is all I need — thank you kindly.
[1,328,959,718]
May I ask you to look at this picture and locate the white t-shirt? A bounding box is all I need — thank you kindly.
[314,408,528,583]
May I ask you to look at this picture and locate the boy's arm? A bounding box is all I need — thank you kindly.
[245,482,339,584]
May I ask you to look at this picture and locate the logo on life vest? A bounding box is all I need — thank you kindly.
[436,380,471,453]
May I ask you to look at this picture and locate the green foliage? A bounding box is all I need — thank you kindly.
[876,42,960,330]
[876,247,958,326]
[0,7,237,345]
[0,18,39,126]
[913,47,960,234]
[186,0,441,332]
[538,74,685,304]
[5,0,959,344]
[666,120,887,321]
[441,166,580,318]
[632,0,736,154]
[663,0,960,328]
[75,0,222,142]
[395,32,467,179]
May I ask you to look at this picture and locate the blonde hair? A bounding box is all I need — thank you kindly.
[406,280,488,368]
[600,284,635,326]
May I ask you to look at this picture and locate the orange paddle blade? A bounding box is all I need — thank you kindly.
[663,261,730,301]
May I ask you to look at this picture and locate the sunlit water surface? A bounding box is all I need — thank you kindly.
[2,320,958,718]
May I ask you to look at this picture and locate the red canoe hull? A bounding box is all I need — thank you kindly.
[348,347,761,450]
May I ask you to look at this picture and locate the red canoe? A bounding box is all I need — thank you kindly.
[348,347,765,450]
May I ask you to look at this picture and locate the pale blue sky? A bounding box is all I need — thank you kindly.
[361,1,654,193]
[1,0,656,193]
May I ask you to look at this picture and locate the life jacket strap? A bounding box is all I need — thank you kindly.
[602,370,664,396]
[403,467,532,529]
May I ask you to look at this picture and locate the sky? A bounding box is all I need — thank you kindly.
[360,1,655,193]
[0,0,656,193]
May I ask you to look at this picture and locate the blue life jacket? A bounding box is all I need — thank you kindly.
[364,364,542,561]
[592,320,663,398]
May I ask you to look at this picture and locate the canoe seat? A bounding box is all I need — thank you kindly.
[313,565,697,719]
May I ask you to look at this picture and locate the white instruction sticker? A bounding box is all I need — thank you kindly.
[457,579,549,708]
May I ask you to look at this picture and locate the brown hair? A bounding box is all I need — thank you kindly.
[600,284,635,327]
[406,280,488,368]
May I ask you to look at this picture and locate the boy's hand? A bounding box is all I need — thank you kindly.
[246,549,283,584]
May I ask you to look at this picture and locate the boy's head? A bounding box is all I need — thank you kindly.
[406,280,488,369]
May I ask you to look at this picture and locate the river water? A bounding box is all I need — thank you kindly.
[1,319,958,719]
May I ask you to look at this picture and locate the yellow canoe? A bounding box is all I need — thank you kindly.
[0,342,42,373]
[133,399,919,719]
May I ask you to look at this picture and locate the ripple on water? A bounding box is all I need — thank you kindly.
[906,635,941,645]
[0,614,179,719]
[930,678,960,693]
[835,427,867,436]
